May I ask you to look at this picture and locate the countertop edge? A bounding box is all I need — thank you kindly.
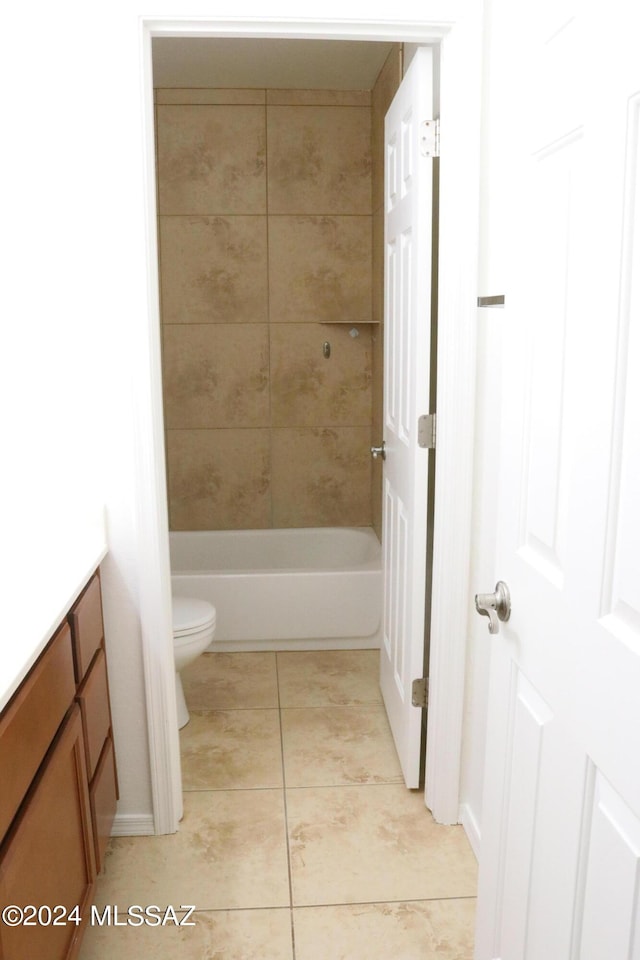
[0,540,108,714]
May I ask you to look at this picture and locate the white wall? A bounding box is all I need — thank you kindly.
[2,1,161,828]
[2,0,477,834]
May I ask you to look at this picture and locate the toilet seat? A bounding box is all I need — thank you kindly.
[172,596,216,638]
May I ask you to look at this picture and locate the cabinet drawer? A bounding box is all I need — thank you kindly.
[90,736,117,874]
[77,649,110,782]
[68,575,104,683]
[0,705,95,960]
[0,624,75,840]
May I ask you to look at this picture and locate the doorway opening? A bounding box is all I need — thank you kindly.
[151,31,434,784]
[137,15,480,838]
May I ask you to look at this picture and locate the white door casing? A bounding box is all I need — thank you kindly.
[476,2,640,956]
[379,46,434,790]
[138,11,482,833]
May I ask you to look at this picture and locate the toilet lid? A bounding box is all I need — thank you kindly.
[172,596,216,634]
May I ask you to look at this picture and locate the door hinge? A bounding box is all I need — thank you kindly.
[418,413,436,449]
[420,118,440,158]
[412,677,429,709]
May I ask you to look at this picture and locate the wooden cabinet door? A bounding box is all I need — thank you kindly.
[0,705,96,960]
[89,737,118,875]
[68,576,104,684]
[76,649,111,782]
[0,624,75,841]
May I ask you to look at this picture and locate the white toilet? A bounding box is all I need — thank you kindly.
[172,595,217,729]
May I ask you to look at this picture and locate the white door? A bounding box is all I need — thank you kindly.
[379,47,434,789]
[476,2,640,957]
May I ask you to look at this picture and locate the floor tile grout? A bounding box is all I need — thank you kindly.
[288,895,479,909]
[285,781,409,791]
[187,893,478,917]
[275,654,297,960]
[186,706,281,713]
[182,786,285,793]
[181,780,404,793]
[280,702,383,709]
[186,702,386,712]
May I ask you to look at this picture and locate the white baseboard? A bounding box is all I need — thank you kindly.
[111,812,156,837]
[459,802,481,861]
[207,633,382,653]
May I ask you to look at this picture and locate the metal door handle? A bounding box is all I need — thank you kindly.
[475,581,511,635]
[371,442,386,460]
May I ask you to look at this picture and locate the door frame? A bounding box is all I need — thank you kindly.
[137,10,483,833]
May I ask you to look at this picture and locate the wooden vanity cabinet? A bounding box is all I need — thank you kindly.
[69,574,118,875]
[0,569,118,960]
[0,705,95,960]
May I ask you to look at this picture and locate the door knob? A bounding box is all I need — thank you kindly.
[475,581,511,635]
[371,442,386,460]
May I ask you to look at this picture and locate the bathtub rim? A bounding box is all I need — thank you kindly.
[169,525,382,576]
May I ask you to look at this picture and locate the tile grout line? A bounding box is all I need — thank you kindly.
[186,705,281,713]
[186,702,384,712]
[264,98,274,530]
[187,892,478,916]
[275,653,297,960]
[181,780,404,794]
[285,894,479,909]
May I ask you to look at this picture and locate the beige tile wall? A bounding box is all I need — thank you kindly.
[370,46,403,540]
[156,87,375,530]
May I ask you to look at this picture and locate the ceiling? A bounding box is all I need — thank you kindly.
[152,38,395,91]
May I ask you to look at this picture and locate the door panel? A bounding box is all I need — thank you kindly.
[518,137,581,587]
[496,671,552,960]
[580,773,640,960]
[600,97,640,646]
[475,2,640,957]
[380,47,434,788]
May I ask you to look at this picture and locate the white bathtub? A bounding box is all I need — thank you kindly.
[170,527,382,652]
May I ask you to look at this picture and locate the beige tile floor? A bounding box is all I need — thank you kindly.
[80,650,477,959]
